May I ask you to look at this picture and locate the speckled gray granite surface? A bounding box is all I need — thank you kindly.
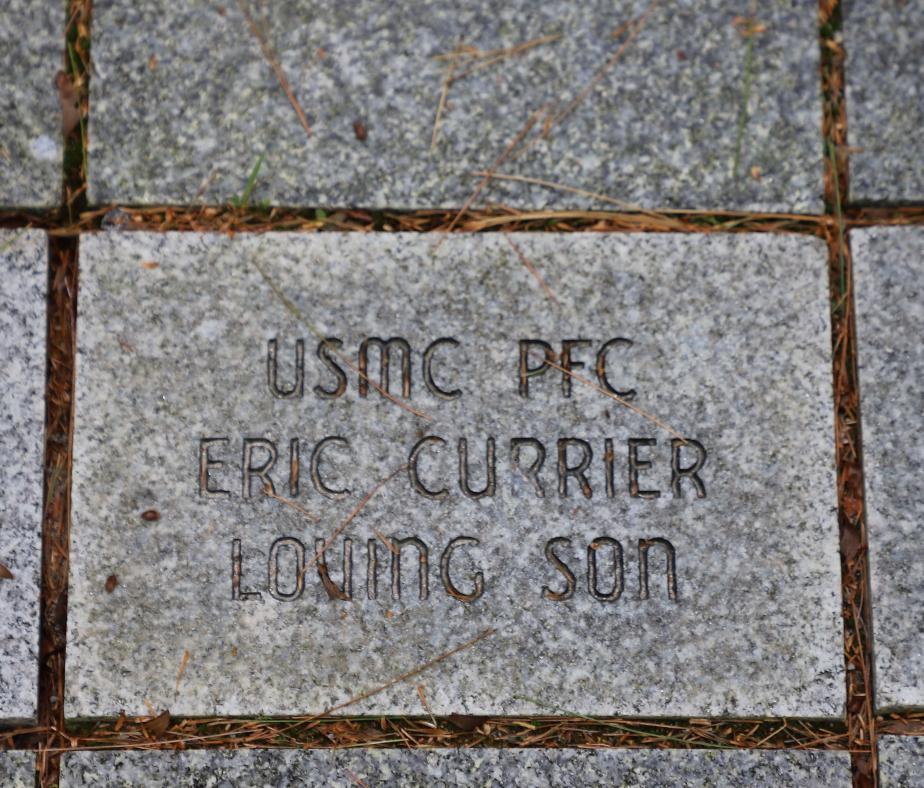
[60,747,852,787]
[0,231,46,721]
[68,232,842,718]
[879,737,924,788]
[0,1,62,208]
[89,1,822,212]
[0,751,35,788]
[843,1,924,203]
[854,228,924,710]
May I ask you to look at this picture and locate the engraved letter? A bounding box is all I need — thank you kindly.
[628,438,660,499]
[458,437,496,499]
[315,537,353,601]
[231,539,263,601]
[587,537,624,602]
[557,438,593,498]
[391,536,429,600]
[511,437,546,498]
[638,538,678,601]
[560,339,592,398]
[288,438,300,497]
[595,338,636,400]
[604,438,615,499]
[671,438,707,499]
[267,338,304,399]
[366,538,378,600]
[242,438,277,498]
[359,337,412,398]
[408,436,449,499]
[440,537,485,602]
[314,338,347,399]
[199,437,230,498]
[518,339,555,397]
[311,436,351,499]
[267,536,306,601]
[423,338,462,400]
[542,537,576,601]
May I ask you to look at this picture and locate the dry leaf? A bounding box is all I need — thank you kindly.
[141,709,171,739]
[0,562,13,580]
[56,70,81,136]
[447,714,482,732]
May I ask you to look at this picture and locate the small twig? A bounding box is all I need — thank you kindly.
[262,484,320,523]
[299,465,407,584]
[315,628,496,717]
[431,43,462,151]
[252,259,431,421]
[533,351,688,443]
[546,1,657,135]
[238,0,312,139]
[174,650,191,694]
[438,108,546,244]
[417,684,438,727]
[504,234,560,305]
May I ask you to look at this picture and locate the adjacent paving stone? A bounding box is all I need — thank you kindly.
[0,751,35,788]
[61,747,852,787]
[854,227,924,709]
[0,2,63,208]
[0,231,46,721]
[90,1,822,212]
[68,232,842,718]
[844,1,924,202]
[879,737,924,788]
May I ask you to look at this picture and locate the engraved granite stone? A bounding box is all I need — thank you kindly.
[854,227,924,710]
[843,1,924,203]
[89,1,822,212]
[68,232,842,718]
[0,1,63,207]
[0,752,35,788]
[0,231,46,721]
[879,737,924,788]
[60,747,852,787]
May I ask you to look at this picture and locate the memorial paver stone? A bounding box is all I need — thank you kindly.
[879,737,924,788]
[60,746,852,787]
[67,231,843,718]
[90,0,822,212]
[0,752,35,788]
[854,227,924,709]
[0,2,63,208]
[0,231,46,721]
[844,1,924,203]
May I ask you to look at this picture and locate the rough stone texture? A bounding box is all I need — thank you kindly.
[843,1,924,203]
[68,232,843,718]
[0,751,35,788]
[854,227,924,710]
[61,747,852,787]
[879,737,924,788]
[90,0,822,212]
[0,1,63,208]
[0,231,46,721]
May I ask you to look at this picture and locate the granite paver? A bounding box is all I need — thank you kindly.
[854,227,924,710]
[844,1,924,203]
[60,746,852,787]
[67,231,842,718]
[89,0,822,212]
[0,231,46,721]
[0,2,63,208]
